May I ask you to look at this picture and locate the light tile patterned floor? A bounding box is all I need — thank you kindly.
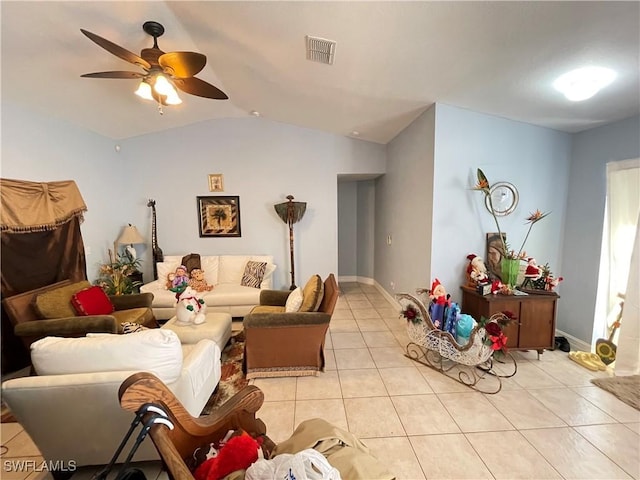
[2,281,639,479]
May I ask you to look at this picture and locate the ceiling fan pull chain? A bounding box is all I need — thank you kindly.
[157,101,164,116]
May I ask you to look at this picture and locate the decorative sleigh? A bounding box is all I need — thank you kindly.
[396,290,517,394]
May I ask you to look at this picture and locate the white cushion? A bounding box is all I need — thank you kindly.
[157,261,181,288]
[201,284,263,306]
[285,287,304,312]
[31,329,183,384]
[218,256,250,284]
[201,256,219,285]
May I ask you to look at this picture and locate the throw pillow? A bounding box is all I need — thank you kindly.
[71,285,115,316]
[181,253,201,275]
[241,261,267,288]
[285,287,304,312]
[299,275,324,312]
[121,321,149,334]
[34,280,91,319]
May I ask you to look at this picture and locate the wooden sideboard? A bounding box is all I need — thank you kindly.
[460,286,559,353]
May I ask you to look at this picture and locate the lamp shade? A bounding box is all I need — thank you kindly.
[116,225,145,245]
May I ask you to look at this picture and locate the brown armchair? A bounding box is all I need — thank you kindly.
[2,279,157,349]
[242,274,339,379]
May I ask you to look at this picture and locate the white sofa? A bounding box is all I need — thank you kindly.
[1,329,221,469]
[141,255,276,320]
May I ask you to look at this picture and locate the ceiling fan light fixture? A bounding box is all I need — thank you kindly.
[134,80,154,101]
[153,74,175,96]
[165,91,182,105]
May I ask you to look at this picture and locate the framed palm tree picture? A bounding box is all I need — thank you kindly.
[197,196,241,237]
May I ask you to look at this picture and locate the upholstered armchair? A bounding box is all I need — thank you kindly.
[2,279,157,348]
[242,274,339,379]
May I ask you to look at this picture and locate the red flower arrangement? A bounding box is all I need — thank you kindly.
[400,304,421,325]
[478,311,516,357]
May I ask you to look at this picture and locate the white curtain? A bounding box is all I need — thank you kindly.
[593,158,640,374]
[616,211,640,375]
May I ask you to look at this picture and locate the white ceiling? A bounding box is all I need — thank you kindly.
[2,2,638,144]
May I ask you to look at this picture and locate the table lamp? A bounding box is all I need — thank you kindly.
[115,224,145,261]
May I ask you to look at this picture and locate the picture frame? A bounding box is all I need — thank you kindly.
[486,232,506,281]
[208,174,224,192]
[197,196,241,237]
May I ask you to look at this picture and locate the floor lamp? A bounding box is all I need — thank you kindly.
[274,195,307,290]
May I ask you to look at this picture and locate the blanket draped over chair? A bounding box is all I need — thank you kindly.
[1,178,88,372]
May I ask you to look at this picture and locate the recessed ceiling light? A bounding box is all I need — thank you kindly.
[351,130,360,136]
[553,66,617,102]
[250,110,261,117]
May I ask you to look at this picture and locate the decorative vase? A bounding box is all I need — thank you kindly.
[501,258,520,287]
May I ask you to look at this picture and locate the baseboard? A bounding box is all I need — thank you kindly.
[555,329,591,352]
[373,279,401,309]
[338,275,374,285]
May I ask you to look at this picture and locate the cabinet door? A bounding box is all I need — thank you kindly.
[519,299,556,349]
[487,300,521,349]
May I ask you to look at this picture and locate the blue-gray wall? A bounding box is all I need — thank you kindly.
[560,115,640,343]
[1,104,386,288]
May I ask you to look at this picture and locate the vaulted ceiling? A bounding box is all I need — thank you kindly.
[2,1,638,144]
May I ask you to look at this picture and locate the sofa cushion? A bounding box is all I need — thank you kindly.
[241,261,267,288]
[71,286,114,316]
[34,280,91,319]
[218,256,250,284]
[201,284,262,307]
[201,256,219,286]
[30,329,183,383]
[158,260,181,288]
[299,275,324,312]
[285,287,304,312]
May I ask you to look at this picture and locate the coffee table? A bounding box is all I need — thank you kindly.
[161,312,232,351]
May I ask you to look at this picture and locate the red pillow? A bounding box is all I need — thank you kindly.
[71,286,114,316]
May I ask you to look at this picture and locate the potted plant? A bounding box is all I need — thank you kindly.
[95,249,143,295]
[472,168,548,288]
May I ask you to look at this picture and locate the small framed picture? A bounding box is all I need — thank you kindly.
[197,196,241,237]
[208,174,224,192]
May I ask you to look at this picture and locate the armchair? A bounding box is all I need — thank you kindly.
[242,274,339,379]
[2,279,157,348]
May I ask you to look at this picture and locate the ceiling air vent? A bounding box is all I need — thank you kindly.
[306,35,336,65]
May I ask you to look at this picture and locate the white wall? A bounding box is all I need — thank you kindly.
[375,106,436,295]
[432,104,572,303]
[338,182,358,277]
[561,115,640,343]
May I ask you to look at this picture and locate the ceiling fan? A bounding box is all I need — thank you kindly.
[80,21,228,109]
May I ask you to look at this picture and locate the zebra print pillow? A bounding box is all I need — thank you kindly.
[240,261,267,288]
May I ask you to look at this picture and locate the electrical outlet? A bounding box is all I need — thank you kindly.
[390,281,395,290]
[86,246,92,255]
[387,234,392,246]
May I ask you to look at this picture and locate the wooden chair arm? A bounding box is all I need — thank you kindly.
[119,372,271,478]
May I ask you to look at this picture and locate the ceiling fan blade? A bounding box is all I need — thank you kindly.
[81,71,146,79]
[173,77,228,100]
[159,52,206,78]
[81,29,151,70]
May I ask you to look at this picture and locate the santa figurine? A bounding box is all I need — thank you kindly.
[466,254,489,286]
[521,258,542,288]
